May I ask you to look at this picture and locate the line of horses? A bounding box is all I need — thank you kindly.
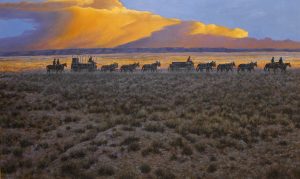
[99,61,291,73]
[47,60,291,73]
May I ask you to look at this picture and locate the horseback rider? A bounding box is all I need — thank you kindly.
[57,59,60,65]
[88,56,94,64]
[271,57,275,63]
[279,57,283,64]
[53,59,56,66]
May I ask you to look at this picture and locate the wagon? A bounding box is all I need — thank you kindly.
[169,61,195,71]
[71,56,97,72]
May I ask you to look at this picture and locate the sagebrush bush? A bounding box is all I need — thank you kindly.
[139,163,151,174]
[144,122,165,133]
[155,168,176,179]
[98,165,115,176]
[2,71,300,178]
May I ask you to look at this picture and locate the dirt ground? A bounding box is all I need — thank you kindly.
[1,71,300,178]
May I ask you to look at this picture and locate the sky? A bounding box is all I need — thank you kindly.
[0,0,299,41]
[123,0,300,41]
[0,0,299,51]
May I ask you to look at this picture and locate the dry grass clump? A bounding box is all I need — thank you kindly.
[142,141,165,156]
[144,122,165,133]
[169,137,193,155]
[263,164,300,179]
[117,169,138,179]
[1,71,300,178]
[97,165,115,176]
[139,163,151,174]
[155,168,176,179]
[121,136,141,151]
[207,163,218,173]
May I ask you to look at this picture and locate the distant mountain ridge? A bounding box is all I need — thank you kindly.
[1,48,300,57]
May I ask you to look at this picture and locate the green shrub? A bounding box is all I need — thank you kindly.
[195,143,206,153]
[139,164,151,174]
[144,123,165,133]
[13,147,23,157]
[182,145,193,155]
[155,168,175,179]
[1,161,17,174]
[169,137,184,148]
[117,170,138,179]
[207,164,217,173]
[60,161,80,176]
[69,150,86,159]
[20,139,33,148]
[141,141,164,156]
[121,136,139,146]
[128,143,140,152]
[98,165,115,176]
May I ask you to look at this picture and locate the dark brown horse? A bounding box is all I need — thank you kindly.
[237,62,257,72]
[280,63,291,72]
[217,62,235,72]
[142,61,161,72]
[264,62,291,73]
[196,61,216,72]
[47,63,67,73]
[101,63,118,72]
[120,63,139,72]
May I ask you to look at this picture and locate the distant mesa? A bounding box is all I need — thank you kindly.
[120,22,300,49]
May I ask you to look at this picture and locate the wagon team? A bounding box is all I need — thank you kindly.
[47,56,291,73]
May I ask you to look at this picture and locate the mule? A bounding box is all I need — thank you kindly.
[120,63,139,72]
[217,62,235,72]
[238,62,257,72]
[47,63,67,73]
[196,61,216,72]
[142,61,161,72]
[101,63,118,72]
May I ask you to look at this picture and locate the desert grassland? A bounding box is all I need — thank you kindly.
[1,52,300,72]
[1,71,300,179]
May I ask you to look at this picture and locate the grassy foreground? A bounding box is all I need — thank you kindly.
[1,71,300,178]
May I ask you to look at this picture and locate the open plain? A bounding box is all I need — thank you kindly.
[1,52,300,72]
[1,70,300,178]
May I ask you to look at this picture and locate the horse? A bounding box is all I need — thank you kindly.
[142,61,161,72]
[279,63,291,72]
[120,63,139,72]
[46,63,67,73]
[237,62,257,72]
[101,63,118,72]
[264,63,276,72]
[217,62,235,72]
[196,61,216,72]
[264,62,282,73]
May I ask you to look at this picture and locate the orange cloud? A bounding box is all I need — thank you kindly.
[37,6,180,49]
[191,22,248,38]
[0,0,251,51]
[1,0,300,51]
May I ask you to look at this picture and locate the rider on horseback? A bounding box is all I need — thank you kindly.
[57,59,60,65]
[53,59,56,66]
[279,57,283,64]
[271,57,275,63]
[88,56,96,65]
